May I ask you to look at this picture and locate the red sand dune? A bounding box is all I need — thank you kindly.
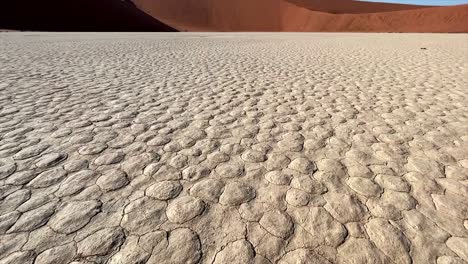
[132,0,468,32]
[0,0,175,32]
[281,3,468,32]
[132,0,281,31]
[287,0,431,14]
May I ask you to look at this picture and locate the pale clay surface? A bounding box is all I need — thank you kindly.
[0,32,467,264]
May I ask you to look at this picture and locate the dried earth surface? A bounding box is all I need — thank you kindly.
[0,32,467,264]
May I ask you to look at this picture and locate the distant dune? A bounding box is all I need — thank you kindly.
[281,2,468,32]
[0,0,175,32]
[132,0,468,32]
[287,0,431,14]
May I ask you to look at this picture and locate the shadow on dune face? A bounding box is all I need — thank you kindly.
[0,0,176,32]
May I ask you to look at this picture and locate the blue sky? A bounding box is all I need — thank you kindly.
[361,0,468,5]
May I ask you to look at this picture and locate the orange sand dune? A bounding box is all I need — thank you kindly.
[282,2,468,32]
[287,0,432,14]
[132,0,468,32]
[132,0,281,31]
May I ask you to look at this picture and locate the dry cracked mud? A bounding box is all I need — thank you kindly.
[0,32,467,264]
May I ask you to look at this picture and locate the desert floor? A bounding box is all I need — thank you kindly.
[0,33,467,264]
